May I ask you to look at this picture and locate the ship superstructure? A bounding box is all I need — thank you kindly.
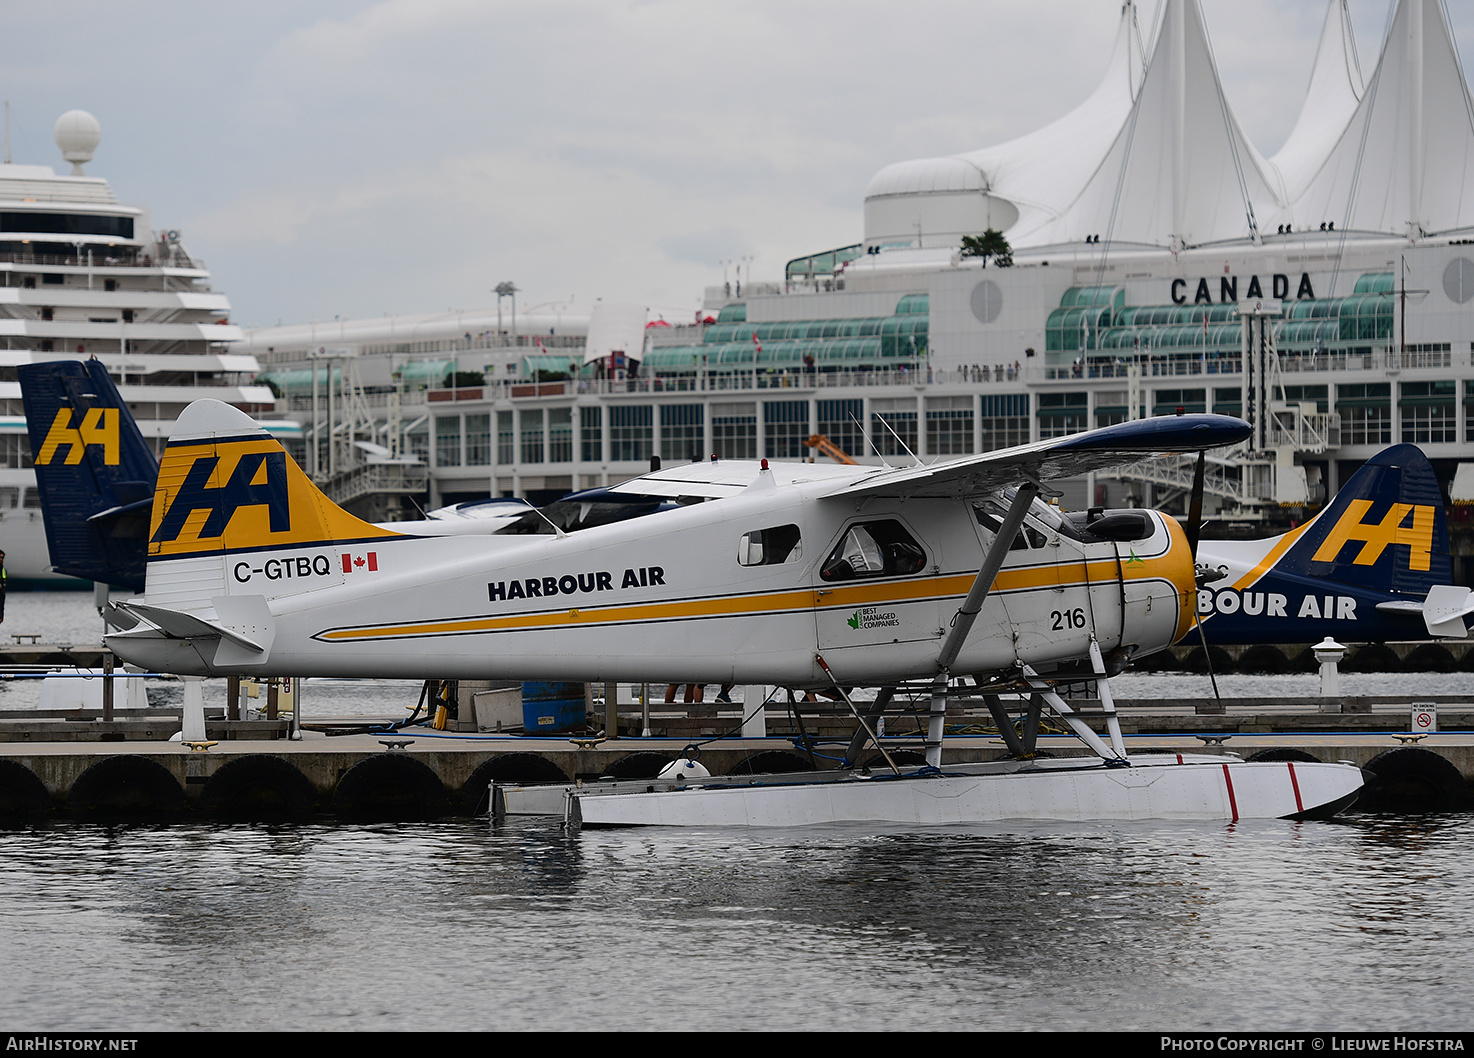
[0,110,272,584]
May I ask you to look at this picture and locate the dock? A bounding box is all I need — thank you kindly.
[0,690,1466,821]
[0,641,1464,820]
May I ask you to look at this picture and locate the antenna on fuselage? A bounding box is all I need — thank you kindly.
[875,414,921,467]
[850,414,893,469]
[530,504,569,539]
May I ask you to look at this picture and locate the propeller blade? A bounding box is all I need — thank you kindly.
[1186,449,1206,560]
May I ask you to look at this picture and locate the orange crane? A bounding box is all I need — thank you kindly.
[805,434,858,465]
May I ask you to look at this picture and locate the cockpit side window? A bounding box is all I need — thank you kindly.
[738,524,803,566]
[820,520,927,581]
[973,503,1047,550]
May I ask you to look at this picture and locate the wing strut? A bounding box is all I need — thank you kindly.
[838,684,898,770]
[925,481,1039,767]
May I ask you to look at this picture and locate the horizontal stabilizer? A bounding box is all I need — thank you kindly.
[87,496,153,525]
[1422,584,1474,638]
[115,600,268,655]
[1374,584,1474,638]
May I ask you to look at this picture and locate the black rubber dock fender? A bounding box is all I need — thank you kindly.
[599,752,677,780]
[731,750,812,775]
[69,756,185,819]
[858,750,928,771]
[1245,748,1321,764]
[463,753,569,814]
[333,754,448,822]
[200,755,317,821]
[1360,747,1470,813]
[0,759,49,822]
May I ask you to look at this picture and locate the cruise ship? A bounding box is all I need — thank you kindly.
[244,0,1474,578]
[0,110,273,585]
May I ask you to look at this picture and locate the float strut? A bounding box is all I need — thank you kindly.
[1089,637,1128,759]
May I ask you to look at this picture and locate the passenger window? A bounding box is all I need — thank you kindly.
[820,520,926,581]
[738,524,802,566]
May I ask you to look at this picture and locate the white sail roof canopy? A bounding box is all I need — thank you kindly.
[1290,0,1474,238]
[861,0,1474,252]
[1025,0,1282,249]
[1267,0,1364,206]
[863,0,1146,250]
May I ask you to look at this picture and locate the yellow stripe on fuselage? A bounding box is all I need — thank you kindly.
[315,550,1187,644]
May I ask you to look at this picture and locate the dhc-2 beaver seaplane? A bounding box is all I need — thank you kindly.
[101,398,1365,826]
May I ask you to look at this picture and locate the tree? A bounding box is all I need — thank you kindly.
[960,228,1013,267]
[443,369,486,389]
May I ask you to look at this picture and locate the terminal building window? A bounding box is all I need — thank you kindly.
[580,407,602,463]
[817,399,864,459]
[497,411,514,465]
[1152,388,1205,415]
[713,402,757,459]
[406,423,428,465]
[660,404,704,462]
[1337,383,1390,446]
[926,396,974,455]
[435,415,461,467]
[870,398,917,456]
[1400,381,1457,444]
[549,408,573,463]
[465,413,491,466]
[520,408,544,464]
[1211,387,1242,418]
[1465,381,1474,445]
[1281,385,1328,412]
[764,400,807,459]
[611,405,653,462]
[1038,391,1087,438]
[980,394,1029,450]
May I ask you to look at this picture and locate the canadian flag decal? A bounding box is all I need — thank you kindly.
[342,551,379,573]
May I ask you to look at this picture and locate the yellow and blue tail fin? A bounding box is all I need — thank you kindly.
[148,399,402,561]
[19,360,157,591]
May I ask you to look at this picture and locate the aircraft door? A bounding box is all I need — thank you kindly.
[813,517,942,651]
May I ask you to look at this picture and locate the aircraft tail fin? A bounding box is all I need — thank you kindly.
[1275,443,1451,596]
[148,398,403,567]
[18,360,157,591]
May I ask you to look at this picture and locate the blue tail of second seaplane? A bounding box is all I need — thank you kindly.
[1196,444,1471,643]
[18,360,157,592]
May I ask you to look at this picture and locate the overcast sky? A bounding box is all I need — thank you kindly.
[3,1,1470,329]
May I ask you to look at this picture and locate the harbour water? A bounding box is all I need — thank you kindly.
[2,815,1472,1031]
[1,592,1471,1031]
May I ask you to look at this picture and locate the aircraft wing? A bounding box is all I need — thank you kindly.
[607,459,865,499]
[820,414,1250,501]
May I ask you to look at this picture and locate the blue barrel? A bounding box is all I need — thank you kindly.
[522,682,585,733]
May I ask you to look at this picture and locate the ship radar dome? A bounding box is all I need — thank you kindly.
[54,110,101,175]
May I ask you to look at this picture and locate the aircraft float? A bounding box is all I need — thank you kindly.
[78,393,1367,825]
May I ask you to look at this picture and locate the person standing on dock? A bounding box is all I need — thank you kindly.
[0,550,8,623]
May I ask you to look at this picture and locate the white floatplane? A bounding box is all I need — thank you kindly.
[103,399,1364,825]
